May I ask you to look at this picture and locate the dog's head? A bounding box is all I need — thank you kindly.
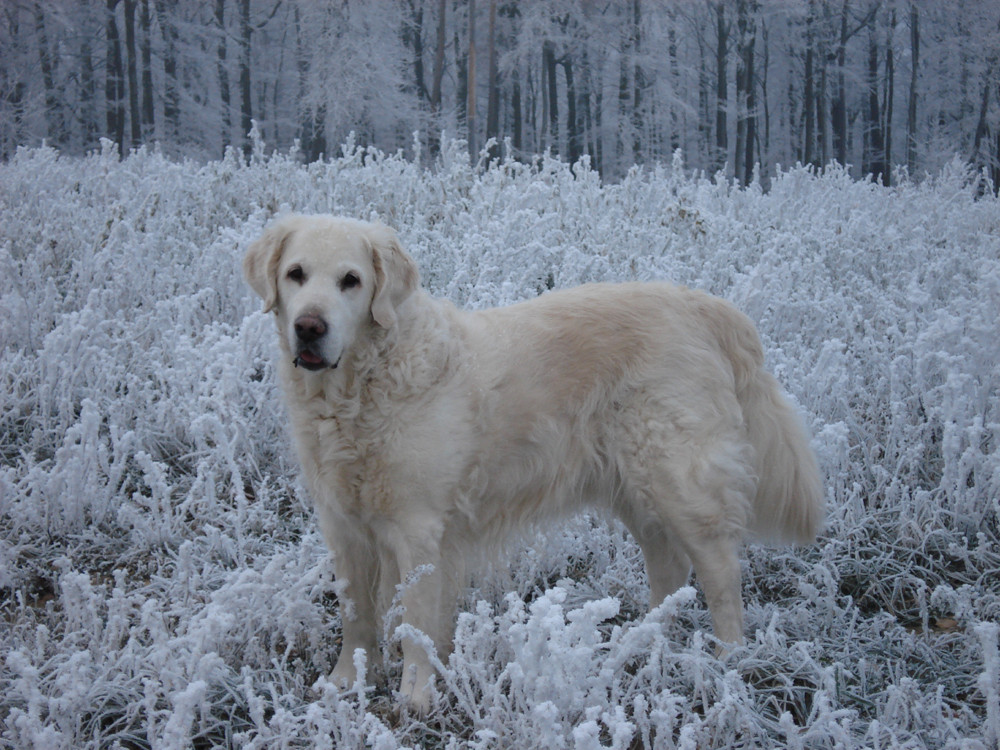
[243,214,419,371]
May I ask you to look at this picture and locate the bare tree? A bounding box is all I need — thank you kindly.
[123,0,142,147]
[715,2,729,172]
[106,0,126,150]
[906,1,919,173]
[140,0,155,140]
[33,4,61,145]
[486,0,500,162]
[467,0,477,157]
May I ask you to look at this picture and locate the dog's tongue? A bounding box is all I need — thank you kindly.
[298,351,322,366]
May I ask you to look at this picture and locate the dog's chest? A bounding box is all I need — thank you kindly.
[298,387,475,523]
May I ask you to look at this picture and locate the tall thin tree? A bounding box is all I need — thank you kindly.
[124,0,142,147]
[106,0,126,151]
[906,2,919,173]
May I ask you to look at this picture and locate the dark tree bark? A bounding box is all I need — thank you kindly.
[804,1,817,166]
[454,0,467,128]
[429,0,446,155]
[632,0,644,163]
[715,3,729,172]
[34,5,61,144]
[81,32,99,147]
[406,0,429,102]
[467,0,477,157]
[832,0,849,166]
[863,7,886,183]
[735,0,757,184]
[216,0,231,152]
[239,0,253,157]
[485,0,500,162]
[106,0,126,150]
[562,54,580,165]
[884,8,895,185]
[431,0,446,111]
[140,0,155,140]
[511,67,522,154]
[906,2,919,173]
[543,39,558,154]
[124,0,142,146]
[155,0,179,142]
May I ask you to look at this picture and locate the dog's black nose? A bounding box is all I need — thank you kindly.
[294,314,327,342]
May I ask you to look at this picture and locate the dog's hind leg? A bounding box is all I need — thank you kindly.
[615,501,691,610]
[619,425,754,649]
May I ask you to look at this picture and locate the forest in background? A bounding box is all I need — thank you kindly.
[3,0,1000,184]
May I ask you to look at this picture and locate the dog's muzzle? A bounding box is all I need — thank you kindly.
[293,314,337,370]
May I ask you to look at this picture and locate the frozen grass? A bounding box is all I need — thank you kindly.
[1,139,998,748]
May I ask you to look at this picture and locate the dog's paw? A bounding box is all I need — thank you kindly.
[397,666,438,715]
[398,683,436,716]
[328,647,369,692]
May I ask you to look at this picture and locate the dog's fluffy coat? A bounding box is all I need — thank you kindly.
[243,214,823,711]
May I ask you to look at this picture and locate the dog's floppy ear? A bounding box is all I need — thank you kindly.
[368,224,419,328]
[243,217,296,313]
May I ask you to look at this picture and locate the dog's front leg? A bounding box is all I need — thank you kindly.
[386,523,449,714]
[327,531,379,690]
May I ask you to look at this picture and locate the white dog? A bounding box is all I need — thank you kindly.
[243,214,823,712]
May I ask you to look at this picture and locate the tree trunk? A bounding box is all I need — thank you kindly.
[632,0,644,164]
[124,0,142,147]
[34,5,61,144]
[668,18,680,152]
[543,39,558,155]
[467,0,477,158]
[832,0,848,166]
[618,24,630,168]
[239,0,253,157]
[408,0,428,102]
[81,33,99,147]
[106,0,126,151]
[594,64,603,173]
[562,55,580,165]
[217,0,231,152]
[511,68,522,154]
[485,0,500,162]
[715,3,729,172]
[760,16,772,170]
[906,2,919,173]
[971,45,998,177]
[804,1,816,166]
[431,0,446,110]
[863,7,885,182]
[155,0,179,143]
[140,0,155,140]
[735,0,756,184]
[743,4,756,183]
[883,8,895,185]
[697,29,711,166]
[455,1,466,128]
[817,30,828,167]
[429,0,446,155]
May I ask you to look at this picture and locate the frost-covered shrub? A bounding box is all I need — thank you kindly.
[1,142,998,748]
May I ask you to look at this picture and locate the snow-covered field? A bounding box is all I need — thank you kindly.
[1,139,998,749]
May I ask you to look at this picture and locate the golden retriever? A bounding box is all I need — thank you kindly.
[243,214,823,712]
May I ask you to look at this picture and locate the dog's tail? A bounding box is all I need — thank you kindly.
[740,369,824,544]
[714,304,824,545]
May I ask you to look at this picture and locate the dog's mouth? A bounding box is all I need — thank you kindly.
[293,348,338,371]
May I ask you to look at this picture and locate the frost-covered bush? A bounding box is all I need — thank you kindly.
[1,140,998,748]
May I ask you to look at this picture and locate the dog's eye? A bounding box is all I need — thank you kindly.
[287,265,305,283]
[340,272,361,291]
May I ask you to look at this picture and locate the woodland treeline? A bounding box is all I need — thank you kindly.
[3,1,1000,184]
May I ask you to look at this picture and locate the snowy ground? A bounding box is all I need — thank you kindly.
[1,139,999,748]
